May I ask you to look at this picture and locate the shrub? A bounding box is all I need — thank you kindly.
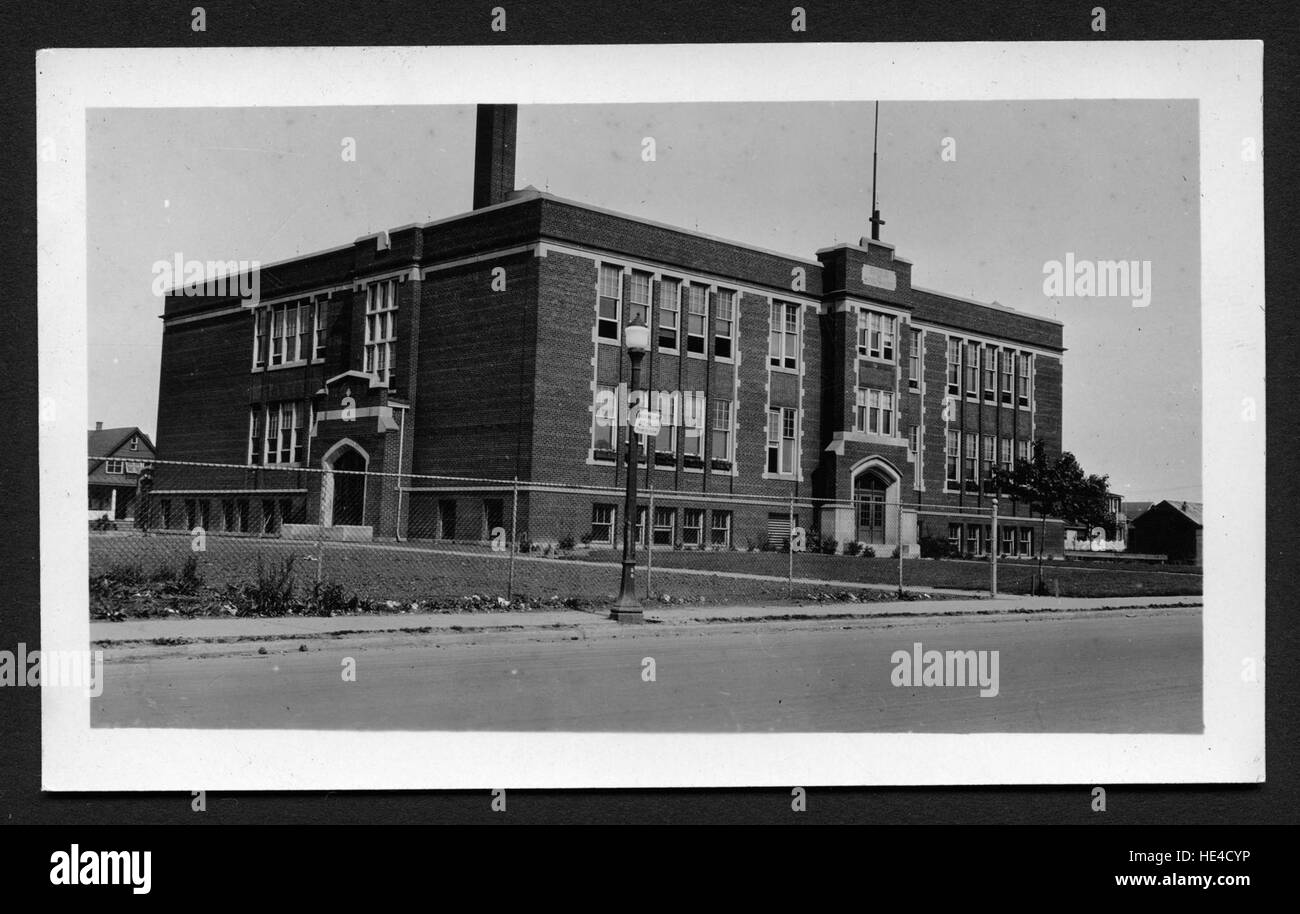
[90,516,117,531]
[247,554,297,616]
[919,534,961,559]
[818,536,839,556]
[104,562,146,587]
[558,533,576,551]
[176,554,203,594]
[862,544,877,558]
[309,581,348,615]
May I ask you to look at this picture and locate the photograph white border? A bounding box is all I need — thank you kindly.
[38,41,1264,789]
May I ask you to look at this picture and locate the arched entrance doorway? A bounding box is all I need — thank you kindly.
[855,472,889,544]
[320,440,368,527]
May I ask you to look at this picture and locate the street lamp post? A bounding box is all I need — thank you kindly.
[611,318,650,623]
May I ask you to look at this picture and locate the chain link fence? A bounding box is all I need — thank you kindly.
[87,457,1201,618]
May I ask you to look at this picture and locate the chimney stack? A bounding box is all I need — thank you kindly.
[95,421,103,431]
[472,104,518,210]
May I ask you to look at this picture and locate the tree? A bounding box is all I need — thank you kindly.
[988,440,1110,592]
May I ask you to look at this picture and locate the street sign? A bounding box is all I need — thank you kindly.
[632,409,661,437]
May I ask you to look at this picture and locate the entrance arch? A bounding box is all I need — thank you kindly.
[850,456,903,547]
[320,439,369,527]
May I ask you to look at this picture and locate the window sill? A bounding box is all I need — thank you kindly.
[768,364,800,375]
[859,355,895,367]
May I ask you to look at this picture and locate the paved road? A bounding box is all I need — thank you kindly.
[91,608,1201,732]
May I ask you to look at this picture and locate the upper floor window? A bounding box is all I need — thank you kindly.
[1017,438,1031,465]
[710,399,734,463]
[686,284,708,355]
[908,329,921,388]
[658,278,680,351]
[129,436,139,451]
[964,342,979,397]
[683,392,705,459]
[249,400,309,466]
[105,459,124,475]
[364,279,398,387]
[1000,349,1014,404]
[592,384,618,453]
[1000,437,1013,471]
[964,432,978,485]
[628,271,651,326]
[983,345,997,400]
[769,301,799,369]
[946,430,960,485]
[981,435,995,480]
[714,289,735,360]
[909,425,920,455]
[859,310,896,361]
[767,406,797,474]
[597,264,622,340]
[857,387,896,436]
[652,391,677,456]
[1018,352,1032,406]
[256,300,321,370]
[947,338,961,394]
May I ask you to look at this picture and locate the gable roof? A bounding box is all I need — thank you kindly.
[1130,499,1203,528]
[88,427,156,473]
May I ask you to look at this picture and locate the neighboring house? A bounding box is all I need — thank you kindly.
[150,105,1066,556]
[1064,491,1128,552]
[1128,500,1204,565]
[88,422,156,522]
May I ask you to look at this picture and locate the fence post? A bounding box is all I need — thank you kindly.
[787,495,794,599]
[315,487,324,588]
[645,483,654,600]
[508,476,518,601]
[897,497,904,597]
[990,496,999,597]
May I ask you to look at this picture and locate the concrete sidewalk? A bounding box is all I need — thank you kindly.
[89,594,1200,644]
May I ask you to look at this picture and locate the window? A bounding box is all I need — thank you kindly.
[658,279,680,351]
[635,506,648,546]
[710,510,732,547]
[964,342,979,397]
[653,506,675,546]
[682,509,704,546]
[767,406,797,474]
[652,390,677,456]
[1000,349,1013,403]
[683,391,704,460]
[1020,526,1033,557]
[129,436,139,451]
[982,435,995,482]
[714,289,735,359]
[105,459,124,475]
[257,301,319,369]
[597,264,623,341]
[1000,437,1013,471]
[686,285,708,355]
[946,430,960,486]
[769,301,799,369]
[314,300,328,360]
[1000,525,1015,556]
[983,345,997,400]
[711,399,734,463]
[964,432,978,486]
[949,524,962,551]
[250,401,309,465]
[628,271,651,326]
[857,388,895,436]
[908,329,921,388]
[909,425,920,455]
[947,338,961,393]
[593,384,618,453]
[1017,352,1032,406]
[859,310,896,360]
[966,524,978,555]
[589,504,615,545]
[253,310,269,367]
[1017,439,1031,464]
[364,279,398,386]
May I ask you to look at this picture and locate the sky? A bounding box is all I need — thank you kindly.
[87,100,1201,502]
